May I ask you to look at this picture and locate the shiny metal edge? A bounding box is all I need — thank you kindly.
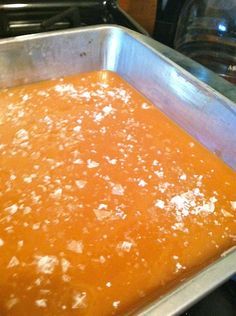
[108,26,236,170]
[136,250,236,316]
[122,27,236,103]
[0,2,102,9]
[0,25,235,315]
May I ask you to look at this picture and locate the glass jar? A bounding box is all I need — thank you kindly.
[174,0,236,84]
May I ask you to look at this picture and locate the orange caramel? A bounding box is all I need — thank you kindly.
[0,71,235,315]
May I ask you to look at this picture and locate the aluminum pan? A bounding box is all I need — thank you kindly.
[0,25,235,315]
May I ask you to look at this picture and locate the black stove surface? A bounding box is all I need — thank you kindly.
[182,280,236,316]
[0,0,148,38]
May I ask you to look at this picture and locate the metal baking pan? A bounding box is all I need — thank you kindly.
[0,25,235,315]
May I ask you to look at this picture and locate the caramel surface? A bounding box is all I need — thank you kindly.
[0,71,235,315]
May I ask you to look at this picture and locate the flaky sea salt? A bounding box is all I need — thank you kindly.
[155,200,165,209]
[7,256,20,268]
[113,301,120,308]
[23,175,33,183]
[152,160,159,166]
[179,174,187,181]
[102,104,114,115]
[141,102,150,109]
[73,125,81,133]
[105,156,117,165]
[75,180,87,189]
[22,94,30,102]
[6,297,19,310]
[61,258,70,273]
[32,223,40,230]
[138,179,147,187]
[72,292,87,309]
[67,240,83,254]
[94,112,104,122]
[50,188,62,199]
[73,158,83,165]
[93,209,112,221]
[230,201,236,210]
[221,209,233,217]
[4,204,18,215]
[23,206,31,215]
[35,299,47,308]
[117,241,133,252]
[170,195,187,212]
[112,184,125,196]
[154,170,164,178]
[98,203,108,210]
[87,159,99,168]
[14,129,29,142]
[54,84,77,97]
[36,256,59,274]
[62,274,71,283]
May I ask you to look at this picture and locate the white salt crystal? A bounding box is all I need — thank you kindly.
[113,301,120,308]
[4,204,18,215]
[61,258,70,273]
[67,240,83,254]
[155,200,165,209]
[35,299,47,308]
[87,159,99,168]
[7,256,20,268]
[72,292,87,309]
[6,297,19,310]
[73,126,81,133]
[36,255,59,274]
[230,201,236,210]
[118,241,133,252]
[138,180,147,187]
[112,184,125,196]
[75,180,87,189]
[179,174,187,181]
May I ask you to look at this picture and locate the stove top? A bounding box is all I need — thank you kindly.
[0,0,148,38]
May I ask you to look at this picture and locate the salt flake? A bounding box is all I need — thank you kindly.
[87,159,99,169]
[179,174,187,181]
[73,158,83,165]
[6,297,19,310]
[67,240,83,254]
[112,184,125,196]
[118,241,133,252]
[230,201,236,210]
[7,256,20,268]
[103,104,114,115]
[15,129,29,142]
[73,126,81,133]
[75,180,87,189]
[36,255,59,274]
[72,292,87,309]
[113,301,120,308]
[4,204,18,215]
[93,209,112,221]
[138,180,147,187]
[35,299,47,308]
[61,258,70,273]
[51,188,62,199]
[155,200,165,209]
[141,102,150,109]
